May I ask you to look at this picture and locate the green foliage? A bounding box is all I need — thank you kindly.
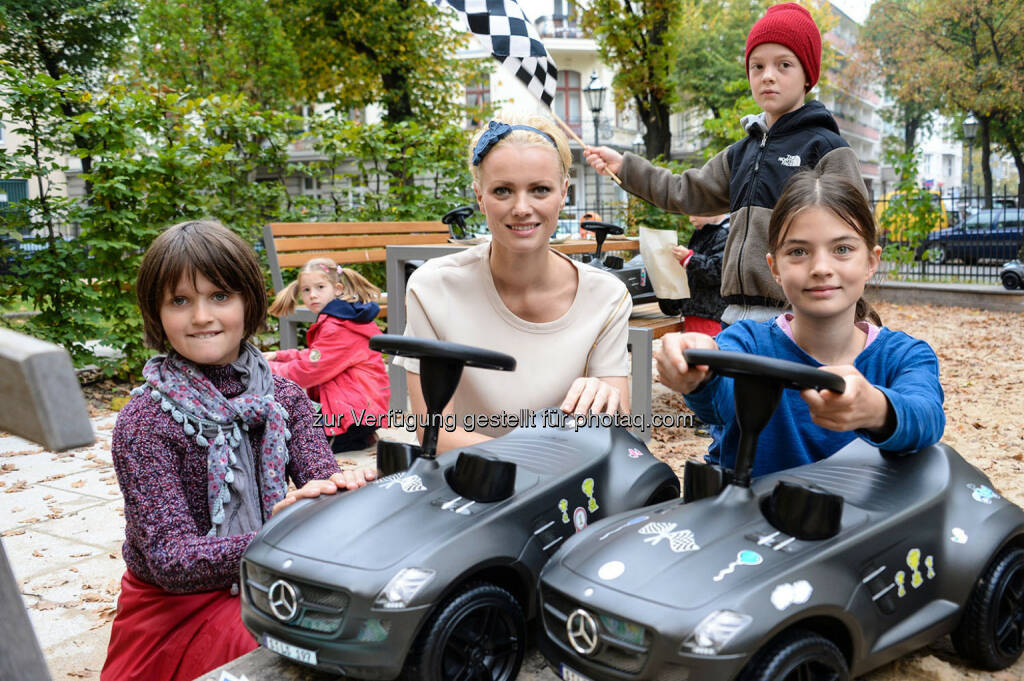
[276,0,484,127]
[876,148,944,266]
[134,0,302,112]
[0,66,101,360]
[0,57,473,374]
[0,0,135,84]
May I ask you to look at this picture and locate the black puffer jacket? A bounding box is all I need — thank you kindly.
[678,218,729,321]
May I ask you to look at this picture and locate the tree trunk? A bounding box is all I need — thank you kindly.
[980,115,993,208]
[638,95,672,161]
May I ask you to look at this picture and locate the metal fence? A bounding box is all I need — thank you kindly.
[870,187,1022,286]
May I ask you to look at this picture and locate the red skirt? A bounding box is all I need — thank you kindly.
[684,316,722,337]
[101,570,257,681]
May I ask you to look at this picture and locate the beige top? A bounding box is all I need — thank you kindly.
[395,244,631,436]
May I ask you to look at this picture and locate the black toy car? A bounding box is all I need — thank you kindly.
[240,336,679,680]
[539,350,1024,681]
[1001,260,1023,290]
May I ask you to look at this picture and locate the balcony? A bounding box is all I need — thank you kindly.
[535,14,586,39]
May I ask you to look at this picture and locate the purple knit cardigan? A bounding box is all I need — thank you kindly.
[111,363,340,593]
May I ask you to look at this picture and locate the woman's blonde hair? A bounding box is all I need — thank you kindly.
[268,257,381,318]
[468,112,572,182]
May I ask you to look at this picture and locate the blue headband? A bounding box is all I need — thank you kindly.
[472,120,559,166]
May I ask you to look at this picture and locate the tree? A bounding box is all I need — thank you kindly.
[0,0,135,181]
[133,0,301,112]
[861,0,1024,202]
[581,0,684,160]
[275,0,480,126]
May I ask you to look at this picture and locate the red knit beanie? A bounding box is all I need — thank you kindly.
[745,2,822,91]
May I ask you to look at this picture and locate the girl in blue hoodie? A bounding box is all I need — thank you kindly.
[266,258,390,452]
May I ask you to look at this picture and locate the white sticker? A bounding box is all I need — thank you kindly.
[598,561,625,580]
[638,522,700,553]
[375,472,426,493]
[951,527,968,544]
[770,580,813,611]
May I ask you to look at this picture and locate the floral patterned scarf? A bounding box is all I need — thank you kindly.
[131,342,290,537]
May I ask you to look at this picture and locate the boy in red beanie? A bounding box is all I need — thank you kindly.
[585,2,866,325]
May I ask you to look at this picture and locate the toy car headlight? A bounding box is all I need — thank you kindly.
[374,568,435,609]
[681,610,752,656]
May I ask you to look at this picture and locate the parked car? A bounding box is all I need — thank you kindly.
[539,349,1024,681]
[916,207,1024,264]
[1001,260,1024,290]
[240,335,679,680]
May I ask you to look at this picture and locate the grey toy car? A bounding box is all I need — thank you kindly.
[240,336,679,681]
[539,349,1024,681]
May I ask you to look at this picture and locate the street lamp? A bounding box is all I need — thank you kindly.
[632,132,645,157]
[963,113,978,204]
[584,72,607,214]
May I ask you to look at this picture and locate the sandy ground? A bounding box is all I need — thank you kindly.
[2,300,1022,680]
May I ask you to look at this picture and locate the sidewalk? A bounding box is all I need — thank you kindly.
[0,412,404,680]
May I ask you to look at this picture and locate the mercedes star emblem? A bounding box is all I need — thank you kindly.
[268,579,299,622]
[566,608,599,655]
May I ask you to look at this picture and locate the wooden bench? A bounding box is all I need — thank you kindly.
[382,244,672,442]
[263,221,451,349]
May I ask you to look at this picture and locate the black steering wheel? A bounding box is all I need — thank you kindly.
[371,335,515,372]
[681,349,845,487]
[371,335,515,460]
[442,205,477,240]
[683,349,846,394]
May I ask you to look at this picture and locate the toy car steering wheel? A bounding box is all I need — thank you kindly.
[683,349,846,394]
[682,349,845,488]
[371,335,515,459]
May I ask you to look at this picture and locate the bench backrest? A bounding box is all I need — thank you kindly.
[263,221,449,292]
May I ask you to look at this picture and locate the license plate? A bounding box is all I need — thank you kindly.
[560,664,594,681]
[264,633,318,665]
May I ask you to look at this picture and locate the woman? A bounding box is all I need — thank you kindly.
[395,114,632,453]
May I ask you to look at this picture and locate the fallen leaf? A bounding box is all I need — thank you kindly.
[1,529,25,537]
[4,480,28,493]
[32,550,44,557]
[42,494,53,500]
[71,480,85,488]
[81,592,107,602]
[0,463,16,472]
[32,599,59,610]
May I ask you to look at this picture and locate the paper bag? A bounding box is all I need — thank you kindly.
[639,227,690,299]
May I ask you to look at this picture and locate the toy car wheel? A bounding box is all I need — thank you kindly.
[644,480,681,505]
[738,629,849,681]
[405,582,526,681]
[951,546,1024,670]
[1002,271,1022,290]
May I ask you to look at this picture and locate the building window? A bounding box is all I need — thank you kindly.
[465,77,491,127]
[0,121,5,143]
[554,70,582,136]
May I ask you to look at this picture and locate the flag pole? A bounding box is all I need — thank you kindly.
[548,109,623,186]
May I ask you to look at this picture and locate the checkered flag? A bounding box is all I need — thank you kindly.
[431,0,559,107]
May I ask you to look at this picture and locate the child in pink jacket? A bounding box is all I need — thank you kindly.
[266,258,390,451]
